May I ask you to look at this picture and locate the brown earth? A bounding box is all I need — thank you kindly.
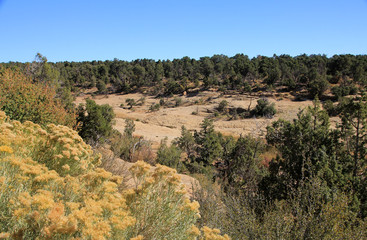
[75,91,339,150]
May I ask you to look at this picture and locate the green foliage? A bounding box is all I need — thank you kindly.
[110,129,138,161]
[263,100,346,201]
[338,95,367,216]
[173,120,233,176]
[31,53,60,87]
[156,138,185,172]
[58,87,75,112]
[96,80,107,93]
[243,81,252,93]
[125,98,136,109]
[149,103,160,112]
[165,79,184,95]
[124,119,135,138]
[77,99,115,144]
[307,75,329,98]
[110,119,137,161]
[322,99,338,116]
[0,68,76,128]
[331,84,358,98]
[194,119,223,168]
[175,126,196,160]
[110,120,154,163]
[253,98,276,117]
[3,54,367,100]
[217,100,228,113]
[222,135,266,192]
[136,96,146,106]
[174,96,183,107]
[194,163,367,240]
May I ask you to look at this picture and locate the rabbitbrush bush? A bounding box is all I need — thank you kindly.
[0,111,229,240]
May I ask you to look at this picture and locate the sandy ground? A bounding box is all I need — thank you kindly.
[75,91,338,149]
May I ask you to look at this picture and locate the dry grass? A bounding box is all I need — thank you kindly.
[75,91,335,148]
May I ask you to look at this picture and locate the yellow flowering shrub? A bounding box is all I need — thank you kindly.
[0,111,230,240]
[0,112,133,239]
[200,226,231,240]
[0,118,100,177]
[0,154,136,239]
[124,161,201,239]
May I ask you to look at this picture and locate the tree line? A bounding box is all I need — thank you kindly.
[2,53,367,98]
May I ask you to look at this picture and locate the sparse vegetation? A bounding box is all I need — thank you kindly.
[149,103,160,112]
[217,100,228,114]
[125,98,136,109]
[174,96,183,107]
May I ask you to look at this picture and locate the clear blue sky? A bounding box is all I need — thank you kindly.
[1,0,367,62]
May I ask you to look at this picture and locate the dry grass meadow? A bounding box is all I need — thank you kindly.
[75,90,339,151]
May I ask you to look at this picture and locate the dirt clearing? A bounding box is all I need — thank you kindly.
[75,91,326,149]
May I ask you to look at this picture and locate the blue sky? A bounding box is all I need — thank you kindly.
[0,0,366,62]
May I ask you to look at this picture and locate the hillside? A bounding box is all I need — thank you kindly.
[75,90,319,148]
[1,56,367,239]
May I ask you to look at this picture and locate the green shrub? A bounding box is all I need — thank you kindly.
[149,103,160,112]
[254,98,276,117]
[125,98,136,109]
[331,84,358,98]
[323,100,339,116]
[156,138,185,172]
[77,99,115,144]
[307,77,329,98]
[243,81,252,93]
[175,97,183,107]
[96,80,107,93]
[0,68,76,128]
[136,96,146,106]
[110,119,138,161]
[217,100,228,113]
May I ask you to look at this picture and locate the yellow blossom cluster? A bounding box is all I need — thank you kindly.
[200,226,231,240]
[0,114,100,178]
[123,161,204,239]
[0,145,13,154]
[130,235,144,240]
[0,111,230,240]
[0,152,137,239]
[0,112,135,239]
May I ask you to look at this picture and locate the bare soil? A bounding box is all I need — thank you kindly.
[75,90,339,150]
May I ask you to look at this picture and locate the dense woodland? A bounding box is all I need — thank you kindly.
[1,53,367,239]
[2,53,367,99]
